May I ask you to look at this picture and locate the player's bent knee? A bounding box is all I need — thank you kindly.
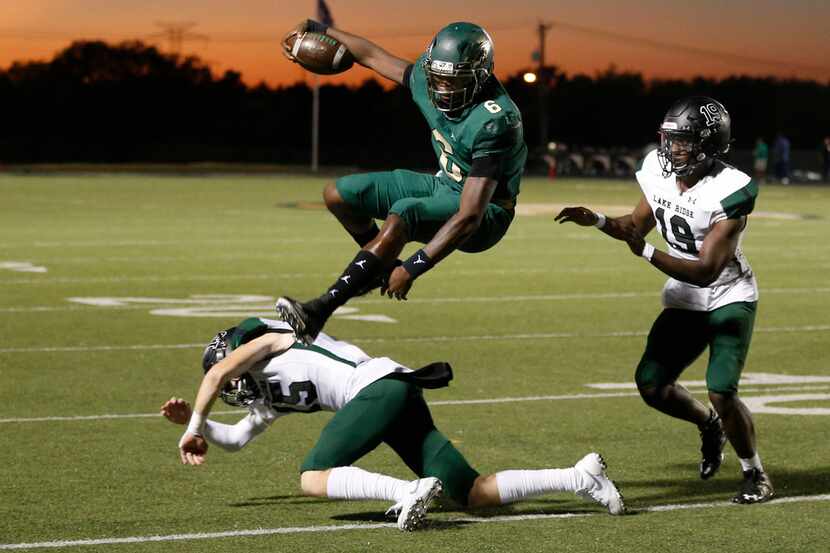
[376,214,409,246]
[467,474,499,508]
[637,385,662,407]
[300,470,329,497]
[708,390,736,415]
[323,182,344,210]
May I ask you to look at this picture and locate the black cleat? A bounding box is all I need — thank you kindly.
[275,296,325,345]
[699,409,727,480]
[732,468,774,504]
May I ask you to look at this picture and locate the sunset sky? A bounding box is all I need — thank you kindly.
[2,0,829,87]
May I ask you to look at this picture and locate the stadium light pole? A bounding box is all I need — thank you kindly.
[537,21,552,153]
[311,75,320,172]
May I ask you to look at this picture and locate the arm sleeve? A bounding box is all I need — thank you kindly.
[202,410,274,452]
[468,155,502,179]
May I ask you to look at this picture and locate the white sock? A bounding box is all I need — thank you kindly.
[495,468,587,504]
[325,466,409,502]
[739,453,763,472]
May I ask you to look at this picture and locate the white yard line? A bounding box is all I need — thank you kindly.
[1,287,826,311]
[2,385,826,425]
[1,324,829,354]
[2,494,828,550]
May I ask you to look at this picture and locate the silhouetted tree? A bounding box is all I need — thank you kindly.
[1,41,828,166]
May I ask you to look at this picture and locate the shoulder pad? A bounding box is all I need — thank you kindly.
[228,317,270,349]
[636,149,661,177]
[720,178,758,218]
[473,109,521,153]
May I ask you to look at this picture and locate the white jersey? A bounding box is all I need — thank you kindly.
[636,149,759,312]
[239,319,414,425]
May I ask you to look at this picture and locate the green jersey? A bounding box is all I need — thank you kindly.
[407,54,527,204]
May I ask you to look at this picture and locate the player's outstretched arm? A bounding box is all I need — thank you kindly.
[425,176,497,262]
[630,217,745,287]
[555,195,655,243]
[383,176,496,300]
[161,397,270,453]
[326,27,410,85]
[282,20,410,85]
[177,332,295,465]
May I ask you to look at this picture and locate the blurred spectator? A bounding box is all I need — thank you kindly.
[753,137,768,183]
[822,137,830,183]
[773,133,791,184]
[543,142,558,180]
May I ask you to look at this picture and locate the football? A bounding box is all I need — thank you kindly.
[285,32,355,75]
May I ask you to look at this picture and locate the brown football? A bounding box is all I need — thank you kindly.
[285,32,355,75]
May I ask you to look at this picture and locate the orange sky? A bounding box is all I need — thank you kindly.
[2,1,829,87]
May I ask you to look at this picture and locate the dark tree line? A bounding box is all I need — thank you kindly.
[1,40,828,165]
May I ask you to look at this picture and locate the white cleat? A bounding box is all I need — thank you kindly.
[387,477,443,531]
[574,452,625,515]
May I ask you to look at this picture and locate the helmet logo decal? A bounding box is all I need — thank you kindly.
[430,60,454,74]
[700,103,721,127]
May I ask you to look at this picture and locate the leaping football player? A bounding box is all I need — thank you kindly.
[556,97,773,504]
[164,317,624,531]
[278,20,527,345]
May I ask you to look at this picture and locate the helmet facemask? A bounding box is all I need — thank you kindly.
[424,60,483,115]
[218,374,261,407]
[657,129,706,177]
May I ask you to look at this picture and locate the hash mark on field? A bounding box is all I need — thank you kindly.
[1,494,828,550]
[2,385,827,424]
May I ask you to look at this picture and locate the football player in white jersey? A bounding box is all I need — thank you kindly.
[555,97,772,504]
[161,317,624,531]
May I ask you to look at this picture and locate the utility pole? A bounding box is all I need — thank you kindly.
[537,21,552,152]
[150,22,208,54]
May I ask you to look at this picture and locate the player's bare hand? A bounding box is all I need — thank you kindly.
[281,21,311,62]
[384,266,413,301]
[281,19,326,62]
[178,432,208,466]
[554,206,598,226]
[160,397,191,425]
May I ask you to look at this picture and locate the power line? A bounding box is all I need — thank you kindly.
[147,22,209,54]
[547,19,830,74]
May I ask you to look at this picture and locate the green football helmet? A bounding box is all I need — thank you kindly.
[423,22,494,115]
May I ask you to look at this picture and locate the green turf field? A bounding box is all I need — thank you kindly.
[1,173,828,552]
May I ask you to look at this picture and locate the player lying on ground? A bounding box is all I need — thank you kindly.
[277,20,527,345]
[163,317,624,531]
[556,96,773,504]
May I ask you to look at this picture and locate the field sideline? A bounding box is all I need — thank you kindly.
[1,174,828,552]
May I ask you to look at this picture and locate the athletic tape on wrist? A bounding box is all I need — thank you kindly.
[594,213,607,229]
[186,412,206,437]
[641,243,655,261]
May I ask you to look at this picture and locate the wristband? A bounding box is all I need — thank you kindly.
[593,213,607,229]
[402,249,434,278]
[185,412,206,437]
[641,243,655,262]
